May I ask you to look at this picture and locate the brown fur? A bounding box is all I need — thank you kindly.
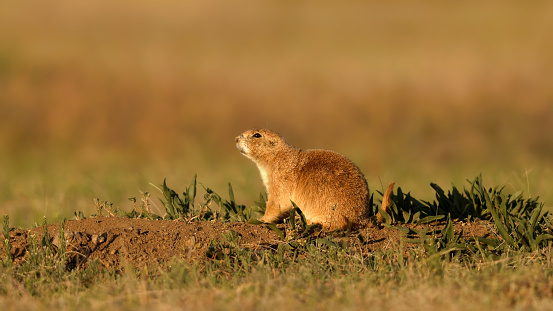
[236,128,394,230]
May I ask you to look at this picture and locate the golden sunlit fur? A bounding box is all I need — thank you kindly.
[236,128,394,230]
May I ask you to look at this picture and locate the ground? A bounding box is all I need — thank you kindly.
[1,217,495,270]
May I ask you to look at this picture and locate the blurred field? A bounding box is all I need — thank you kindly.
[1,0,552,227]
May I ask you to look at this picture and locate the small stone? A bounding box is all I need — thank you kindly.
[92,233,107,245]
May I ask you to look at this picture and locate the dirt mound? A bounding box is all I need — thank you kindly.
[1,217,494,270]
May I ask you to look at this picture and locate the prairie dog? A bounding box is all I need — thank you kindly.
[235,128,394,230]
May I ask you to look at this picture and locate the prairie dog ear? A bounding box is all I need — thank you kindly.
[269,137,279,146]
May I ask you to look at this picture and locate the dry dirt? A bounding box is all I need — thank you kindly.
[1,217,495,270]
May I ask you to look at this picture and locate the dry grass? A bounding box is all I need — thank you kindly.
[2,244,553,311]
[1,0,552,224]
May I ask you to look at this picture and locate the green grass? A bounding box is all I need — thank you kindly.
[2,175,553,310]
[1,231,553,311]
[3,248,553,311]
[2,149,552,229]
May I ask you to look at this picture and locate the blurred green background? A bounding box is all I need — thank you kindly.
[1,0,552,227]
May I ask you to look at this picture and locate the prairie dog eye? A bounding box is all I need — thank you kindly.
[252,133,262,138]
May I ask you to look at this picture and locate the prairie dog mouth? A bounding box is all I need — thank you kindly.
[236,140,249,155]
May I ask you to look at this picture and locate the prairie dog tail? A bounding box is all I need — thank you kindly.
[376,182,395,223]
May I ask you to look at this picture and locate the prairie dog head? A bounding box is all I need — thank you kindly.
[235,129,290,164]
